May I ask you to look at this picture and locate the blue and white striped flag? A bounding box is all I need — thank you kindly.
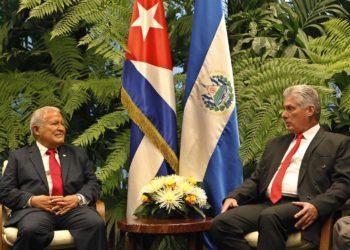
[179,0,243,245]
[122,0,178,218]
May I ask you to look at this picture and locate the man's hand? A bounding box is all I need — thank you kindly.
[50,195,79,215]
[292,201,319,230]
[221,198,239,213]
[30,195,61,213]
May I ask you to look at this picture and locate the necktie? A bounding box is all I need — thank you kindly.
[46,149,64,196]
[270,133,303,204]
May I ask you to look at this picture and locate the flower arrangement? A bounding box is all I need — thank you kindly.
[134,175,210,219]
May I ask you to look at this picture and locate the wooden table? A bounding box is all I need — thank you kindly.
[117,217,212,250]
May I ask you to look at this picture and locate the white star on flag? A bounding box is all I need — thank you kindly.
[131,2,163,40]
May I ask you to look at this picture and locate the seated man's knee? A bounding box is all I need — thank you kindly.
[18,220,48,236]
[94,216,105,229]
[210,214,226,241]
[259,207,278,225]
[18,225,37,238]
[84,212,105,230]
[18,223,53,244]
[211,211,243,241]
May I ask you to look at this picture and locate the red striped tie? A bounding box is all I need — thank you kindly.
[46,149,64,196]
[270,134,303,204]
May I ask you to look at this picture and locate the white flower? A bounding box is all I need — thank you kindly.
[176,180,195,194]
[141,177,164,194]
[190,187,208,208]
[154,188,184,213]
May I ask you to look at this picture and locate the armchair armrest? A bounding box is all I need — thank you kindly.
[319,213,336,250]
[319,202,350,250]
[95,200,105,222]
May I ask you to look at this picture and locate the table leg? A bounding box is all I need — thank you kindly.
[187,233,197,250]
[127,232,136,250]
[195,232,204,250]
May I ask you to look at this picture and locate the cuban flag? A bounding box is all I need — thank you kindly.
[122,0,178,218]
[179,0,243,245]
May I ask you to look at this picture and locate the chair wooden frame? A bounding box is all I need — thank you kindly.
[319,213,336,250]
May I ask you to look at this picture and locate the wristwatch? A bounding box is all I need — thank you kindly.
[76,194,84,206]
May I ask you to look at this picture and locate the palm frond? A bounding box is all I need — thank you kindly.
[62,77,121,118]
[72,109,129,147]
[291,0,348,31]
[307,19,350,66]
[0,102,27,153]
[61,81,91,119]
[45,35,84,79]
[51,0,106,37]
[27,0,78,19]
[23,0,131,63]
[104,194,127,241]
[18,0,43,12]
[96,129,130,195]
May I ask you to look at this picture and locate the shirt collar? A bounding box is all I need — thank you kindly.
[36,141,53,156]
[300,123,320,141]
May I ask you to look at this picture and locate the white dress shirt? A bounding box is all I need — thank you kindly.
[36,141,58,195]
[267,124,320,198]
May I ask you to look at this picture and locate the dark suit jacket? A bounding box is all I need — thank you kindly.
[0,143,101,226]
[227,127,350,245]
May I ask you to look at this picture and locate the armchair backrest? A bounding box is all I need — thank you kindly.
[1,160,10,221]
[2,160,7,176]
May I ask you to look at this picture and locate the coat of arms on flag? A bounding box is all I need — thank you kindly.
[201,75,234,112]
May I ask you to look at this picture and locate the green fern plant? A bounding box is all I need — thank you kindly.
[94,130,130,195]
[20,0,131,62]
[45,35,85,79]
[305,19,350,135]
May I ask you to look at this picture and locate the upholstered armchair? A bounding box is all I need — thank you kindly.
[0,161,105,250]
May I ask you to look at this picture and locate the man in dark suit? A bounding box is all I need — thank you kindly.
[210,85,350,250]
[0,106,107,250]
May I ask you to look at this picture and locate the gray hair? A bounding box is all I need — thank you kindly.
[283,85,321,121]
[30,106,61,135]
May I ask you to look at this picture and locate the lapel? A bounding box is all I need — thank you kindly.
[264,134,295,189]
[57,145,70,184]
[298,127,326,186]
[28,144,49,192]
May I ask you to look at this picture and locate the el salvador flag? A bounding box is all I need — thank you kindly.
[179,0,243,247]
[121,0,178,218]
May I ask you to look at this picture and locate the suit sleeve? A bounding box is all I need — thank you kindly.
[75,148,101,204]
[0,152,33,210]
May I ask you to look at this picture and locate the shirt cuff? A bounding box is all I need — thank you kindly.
[25,197,33,208]
[76,194,90,206]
